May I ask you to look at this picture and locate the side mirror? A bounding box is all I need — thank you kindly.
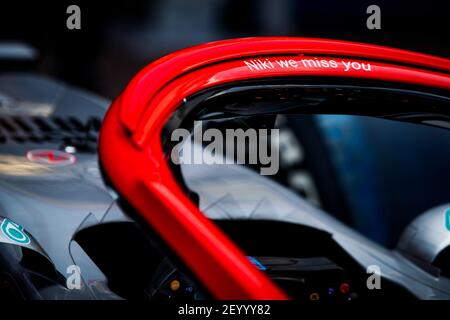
[397,205,450,277]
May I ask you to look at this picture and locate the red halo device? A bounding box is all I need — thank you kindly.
[99,37,450,299]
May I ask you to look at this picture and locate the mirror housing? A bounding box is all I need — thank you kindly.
[397,205,450,276]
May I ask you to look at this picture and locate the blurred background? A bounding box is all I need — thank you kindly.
[0,0,448,98]
[0,0,449,248]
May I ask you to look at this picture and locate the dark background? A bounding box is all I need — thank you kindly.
[0,0,448,98]
[0,1,449,247]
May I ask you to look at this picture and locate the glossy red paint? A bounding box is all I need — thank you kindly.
[118,37,450,133]
[99,38,450,300]
[132,56,450,147]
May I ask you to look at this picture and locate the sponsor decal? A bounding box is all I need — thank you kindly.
[445,208,450,232]
[26,149,76,166]
[1,218,31,245]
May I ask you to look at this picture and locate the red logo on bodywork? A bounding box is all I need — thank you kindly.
[26,149,76,166]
